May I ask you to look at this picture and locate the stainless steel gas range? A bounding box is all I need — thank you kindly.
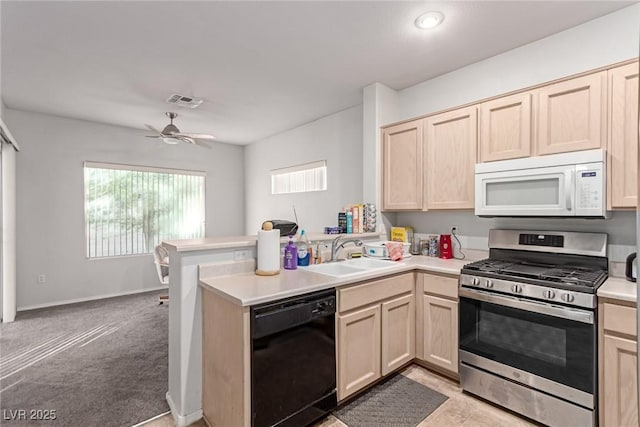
[459,229,608,427]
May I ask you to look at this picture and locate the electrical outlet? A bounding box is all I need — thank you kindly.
[233,250,250,261]
[451,226,459,234]
[37,274,46,284]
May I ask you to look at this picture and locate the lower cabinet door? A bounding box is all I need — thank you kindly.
[603,334,638,427]
[337,305,381,400]
[381,294,415,375]
[423,295,459,374]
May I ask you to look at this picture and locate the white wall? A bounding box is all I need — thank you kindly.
[1,140,17,321]
[362,83,399,234]
[6,109,245,310]
[395,3,640,122]
[397,210,636,263]
[244,105,363,234]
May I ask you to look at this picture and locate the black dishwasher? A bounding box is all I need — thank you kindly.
[251,288,337,427]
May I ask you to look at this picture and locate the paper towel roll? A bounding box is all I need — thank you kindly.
[256,229,281,276]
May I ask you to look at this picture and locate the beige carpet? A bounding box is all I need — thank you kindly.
[0,290,170,427]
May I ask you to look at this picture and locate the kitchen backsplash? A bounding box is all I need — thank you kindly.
[391,210,636,264]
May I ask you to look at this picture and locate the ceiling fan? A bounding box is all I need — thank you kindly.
[145,112,215,148]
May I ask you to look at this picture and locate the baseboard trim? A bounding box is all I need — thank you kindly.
[130,410,171,427]
[17,286,169,312]
[166,392,203,427]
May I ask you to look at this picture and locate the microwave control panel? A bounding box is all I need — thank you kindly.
[575,163,605,216]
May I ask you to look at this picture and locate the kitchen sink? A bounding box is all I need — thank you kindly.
[304,257,397,277]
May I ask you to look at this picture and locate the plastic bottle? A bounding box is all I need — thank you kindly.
[283,237,298,270]
[346,211,353,234]
[297,230,312,266]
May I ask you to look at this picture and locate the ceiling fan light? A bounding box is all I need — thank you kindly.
[162,136,182,145]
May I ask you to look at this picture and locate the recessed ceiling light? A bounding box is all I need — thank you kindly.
[415,12,444,30]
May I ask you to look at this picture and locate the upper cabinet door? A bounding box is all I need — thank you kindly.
[608,61,639,209]
[536,71,606,156]
[382,119,424,210]
[479,92,532,162]
[425,106,477,210]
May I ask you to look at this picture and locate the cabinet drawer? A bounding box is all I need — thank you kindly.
[603,302,637,338]
[422,273,458,300]
[339,273,414,313]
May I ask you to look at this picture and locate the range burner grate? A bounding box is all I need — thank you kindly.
[463,258,607,288]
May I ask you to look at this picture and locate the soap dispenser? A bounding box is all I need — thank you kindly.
[283,236,298,270]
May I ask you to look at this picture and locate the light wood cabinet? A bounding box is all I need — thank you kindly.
[603,335,638,427]
[202,288,251,427]
[337,305,381,400]
[337,273,414,400]
[536,71,606,156]
[424,106,477,209]
[423,295,459,373]
[608,61,639,209]
[479,92,532,162]
[381,294,415,375]
[599,298,638,427]
[382,119,424,210]
[415,273,459,376]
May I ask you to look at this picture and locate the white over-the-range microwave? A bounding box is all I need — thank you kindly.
[475,149,606,218]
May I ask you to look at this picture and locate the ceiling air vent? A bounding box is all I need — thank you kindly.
[166,93,204,109]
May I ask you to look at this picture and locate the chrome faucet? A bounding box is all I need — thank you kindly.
[330,235,363,262]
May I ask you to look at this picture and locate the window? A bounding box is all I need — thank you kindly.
[270,160,327,195]
[84,162,205,258]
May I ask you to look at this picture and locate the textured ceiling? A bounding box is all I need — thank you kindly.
[1,1,634,145]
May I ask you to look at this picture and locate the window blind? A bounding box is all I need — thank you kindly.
[270,160,327,195]
[84,162,205,258]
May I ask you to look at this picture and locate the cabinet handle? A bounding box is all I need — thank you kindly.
[565,170,574,211]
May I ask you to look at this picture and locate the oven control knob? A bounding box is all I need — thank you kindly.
[471,277,479,286]
[543,289,556,300]
[484,280,493,289]
[511,284,522,294]
[561,293,575,303]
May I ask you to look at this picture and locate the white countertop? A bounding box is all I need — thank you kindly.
[200,252,637,307]
[597,276,637,303]
[164,232,383,252]
[199,255,470,306]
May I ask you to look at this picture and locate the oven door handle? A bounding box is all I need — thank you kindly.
[459,288,594,324]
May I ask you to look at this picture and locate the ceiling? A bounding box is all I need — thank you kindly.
[1,1,634,145]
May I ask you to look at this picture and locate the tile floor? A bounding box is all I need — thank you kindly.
[140,364,537,427]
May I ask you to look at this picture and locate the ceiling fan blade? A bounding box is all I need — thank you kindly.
[145,124,165,136]
[176,132,216,140]
[192,139,212,149]
[176,136,196,145]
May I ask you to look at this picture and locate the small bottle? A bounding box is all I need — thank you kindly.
[338,210,347,233]
[297,230,311,266]
[284,237,298,270]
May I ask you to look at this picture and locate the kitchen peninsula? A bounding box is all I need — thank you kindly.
[199,253,471,427]
[162,232,384,426]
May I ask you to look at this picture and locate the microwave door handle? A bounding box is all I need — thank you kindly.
[565,170,574,211]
